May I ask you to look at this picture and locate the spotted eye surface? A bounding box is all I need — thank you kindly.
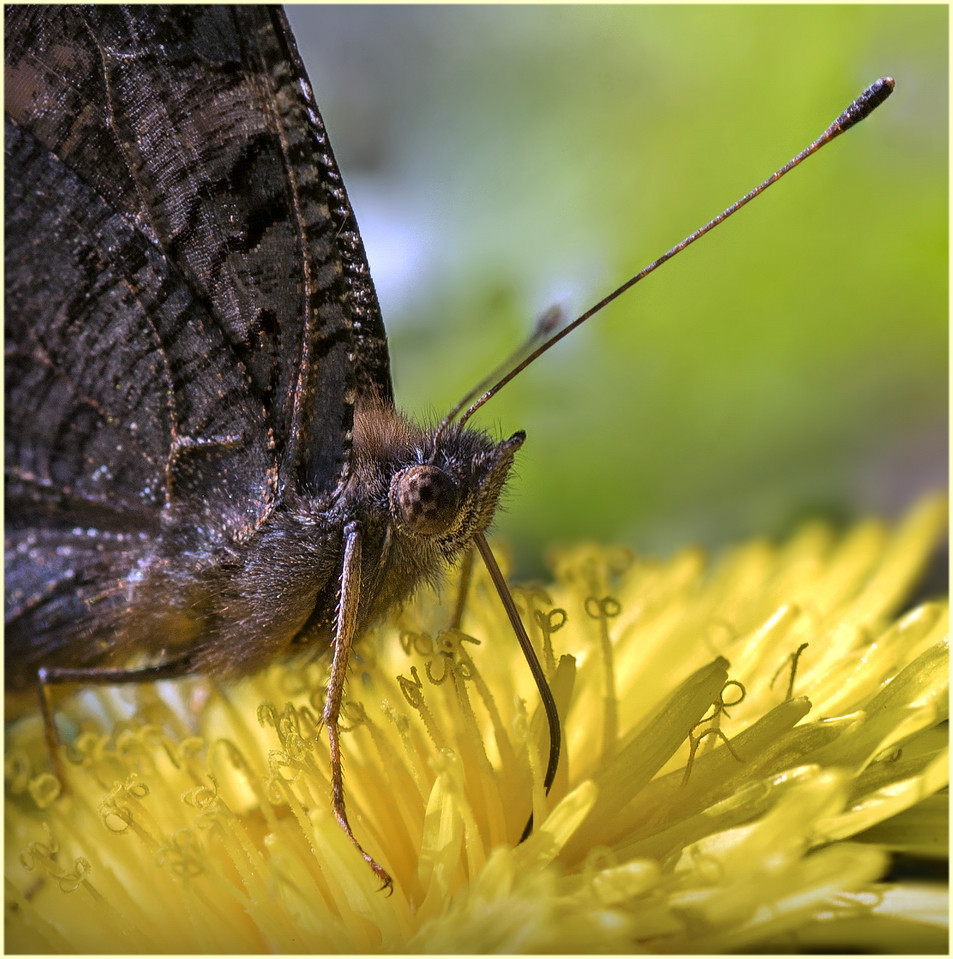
[390,465,462,536]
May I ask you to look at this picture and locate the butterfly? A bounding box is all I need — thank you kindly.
[4,5,893,891]
[6,5,550,890]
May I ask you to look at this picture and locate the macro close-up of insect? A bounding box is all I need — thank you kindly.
[5,5,947,953]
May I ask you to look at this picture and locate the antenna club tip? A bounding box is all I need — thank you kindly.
[873,76,896,99]
[835,76,896,132]
[864,76,895,103]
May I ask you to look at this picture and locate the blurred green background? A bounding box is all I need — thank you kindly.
[287,5,947,575]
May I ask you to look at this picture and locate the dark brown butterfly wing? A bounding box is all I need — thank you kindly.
[5,5,391,683]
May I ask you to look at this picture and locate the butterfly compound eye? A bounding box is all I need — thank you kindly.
[389,465,462,536]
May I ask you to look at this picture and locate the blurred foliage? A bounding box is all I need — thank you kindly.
[288,5,947,573]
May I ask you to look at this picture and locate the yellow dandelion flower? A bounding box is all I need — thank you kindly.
[5,494,948,953]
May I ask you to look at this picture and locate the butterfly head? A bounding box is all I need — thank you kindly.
[352,402,524,562]
[393,428,524,544]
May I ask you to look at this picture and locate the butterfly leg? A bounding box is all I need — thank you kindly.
[35,654,198,793]
[473,532,562,842]
[449,546,475,631]
[324,521,394,894]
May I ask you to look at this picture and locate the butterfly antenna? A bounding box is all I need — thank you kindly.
[433,305,564,447]
[449,77,894,432]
